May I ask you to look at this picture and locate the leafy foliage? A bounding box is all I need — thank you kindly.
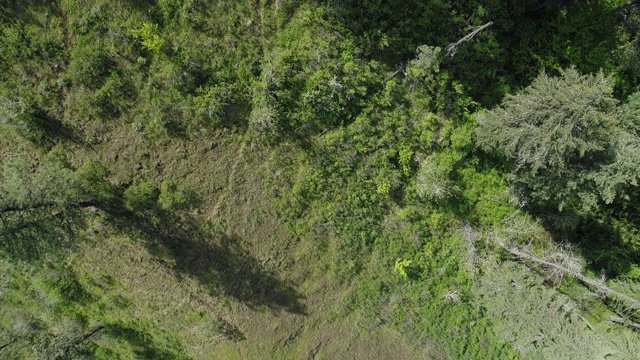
[0,97,47,143]
[157,179,196,210]
[129,23,165,54]
[476,260,640,359]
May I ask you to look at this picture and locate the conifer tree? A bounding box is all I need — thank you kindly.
[476,68,640,214]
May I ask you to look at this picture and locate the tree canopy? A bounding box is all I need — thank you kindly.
[476,68,640,214]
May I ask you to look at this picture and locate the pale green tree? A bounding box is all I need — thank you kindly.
[476,68,640,215]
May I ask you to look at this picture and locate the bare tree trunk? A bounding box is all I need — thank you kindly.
[0,200,99,214]
[503,245,640,308]
[0,339,15,351]
[445,22,493,57]
[74,325,105,345]
[607,316,640,331]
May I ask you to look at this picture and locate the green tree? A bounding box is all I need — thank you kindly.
[0,156,105,258]
[476,68,640,215]
[0,97,47,143]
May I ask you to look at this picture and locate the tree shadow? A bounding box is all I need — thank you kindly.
[514,201,640,279]
[569,212,640,278]
[5,102,83,149]
[35,109,83,146]
[103,203,307,315]
[102,323,183,359]
[325,0,454,63]
[0,205,90,262]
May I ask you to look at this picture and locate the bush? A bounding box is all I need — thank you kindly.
[0,97,47,143]
[91,72,133,118]
[75,162,115,204]
[68,43,114,89]
[124,182,158,211]
[157,179,196,210]
[129,23,165,54]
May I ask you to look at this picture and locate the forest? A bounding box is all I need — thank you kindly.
[1,0,640,358]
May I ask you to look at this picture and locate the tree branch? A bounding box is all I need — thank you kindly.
[0,200,99,214]
[74,325,105,345]
[0,339,15,351]
[445,22,493,57]
[54,325,105,359]
[574,311,596,331]
[607,316,640,331]
[504,245,640,308]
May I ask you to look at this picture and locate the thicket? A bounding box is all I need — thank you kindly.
[1,0,640,358]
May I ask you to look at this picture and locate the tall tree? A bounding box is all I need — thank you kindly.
[0,156,105,258]
[476,68,640,217]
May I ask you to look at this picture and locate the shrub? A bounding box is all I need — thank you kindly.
[157,179,196,210]
[0,97,47,143]
[68,43,114,88]
[129,23,165,54]
[75,162,115,204]
[123,182,158,211]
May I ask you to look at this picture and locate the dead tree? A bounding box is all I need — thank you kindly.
[445,22,493,57]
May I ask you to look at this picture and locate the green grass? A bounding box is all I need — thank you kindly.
[2,0,640,358]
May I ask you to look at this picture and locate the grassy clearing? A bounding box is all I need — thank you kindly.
[57,116,427,358]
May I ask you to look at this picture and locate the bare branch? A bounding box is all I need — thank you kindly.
[574,312,596,332]
[0,339,15,351]
[607,316,640,331]
[0,200,99,214]
[445,22,493,57]
[504,245,640,308]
